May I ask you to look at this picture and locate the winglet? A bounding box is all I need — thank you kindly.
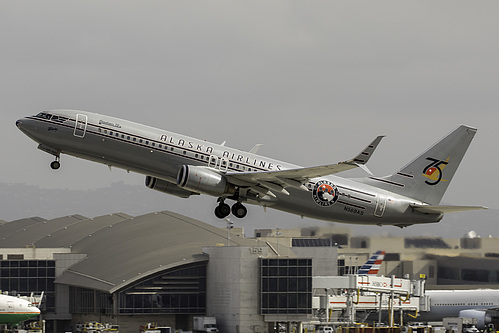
[341,135,384,166]
[249,144,263,154]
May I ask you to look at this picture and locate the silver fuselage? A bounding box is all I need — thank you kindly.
[16,110,441,226]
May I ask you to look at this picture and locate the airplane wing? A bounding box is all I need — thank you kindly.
[411,204,488,214]
[226,135,384,197]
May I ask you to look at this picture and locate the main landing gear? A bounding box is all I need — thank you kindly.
[50,157,61,170]
[215,198,247,219]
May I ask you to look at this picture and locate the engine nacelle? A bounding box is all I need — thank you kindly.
[177,165,236,197]
[459,309,492,329]
[145,176,197,198]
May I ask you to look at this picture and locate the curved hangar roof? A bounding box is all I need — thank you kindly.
[1,211,258,293]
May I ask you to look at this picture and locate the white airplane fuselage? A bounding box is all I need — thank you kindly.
[16,110,480,226]
[418,290,499,328]
[0,294,40,325]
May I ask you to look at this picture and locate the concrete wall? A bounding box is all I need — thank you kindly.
[204,246,268,333]
[291,247,337,277]
[0,248,71,259]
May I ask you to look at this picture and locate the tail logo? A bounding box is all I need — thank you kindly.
[358,250,385,275]
[312,180,339,207]
[423,157,449,185]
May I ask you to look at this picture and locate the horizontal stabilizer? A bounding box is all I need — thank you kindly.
[411,204,487,214]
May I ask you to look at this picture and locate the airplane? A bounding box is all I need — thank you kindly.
[416,289,499,329]
[357,250,385,275]
[351,253,499,328]
[0,293,40,325]
[16,109,486,227]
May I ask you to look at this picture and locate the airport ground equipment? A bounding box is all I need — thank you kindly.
[313,275,428,327]
[193,317,218,333]
[443,317,478,333]
[139,323,170,333]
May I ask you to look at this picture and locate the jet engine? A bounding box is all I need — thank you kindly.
[145,176,197,198]
[177,165,236,197]
[459,309,492,329]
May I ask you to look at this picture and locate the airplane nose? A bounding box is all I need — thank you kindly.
[16,119,22,128]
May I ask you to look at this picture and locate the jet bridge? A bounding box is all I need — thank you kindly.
[313,275,429,326]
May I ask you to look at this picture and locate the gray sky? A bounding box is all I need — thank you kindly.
[1,1,498,236]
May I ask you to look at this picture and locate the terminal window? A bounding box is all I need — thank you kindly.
[117,263,207,314]
[0,260,56,312]
[259,258,312,315]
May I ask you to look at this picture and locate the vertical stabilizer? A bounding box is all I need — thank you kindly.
[361,125,476,205]
[357,250,385,275]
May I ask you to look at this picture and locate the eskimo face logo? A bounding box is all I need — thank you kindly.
[423,157,449,185]
[312,180,339,207]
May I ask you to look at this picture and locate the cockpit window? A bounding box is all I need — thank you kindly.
[34,112,68,122]
[35,112,52,119]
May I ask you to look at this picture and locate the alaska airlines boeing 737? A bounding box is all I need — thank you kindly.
[16,110,485,227]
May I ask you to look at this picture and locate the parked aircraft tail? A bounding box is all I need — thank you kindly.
[357,250,385,275]
[361,125,477,205]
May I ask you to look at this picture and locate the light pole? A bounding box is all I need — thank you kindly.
[225,218,233,246]
[276,227,282,256]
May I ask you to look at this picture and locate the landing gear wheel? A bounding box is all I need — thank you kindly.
[214,206,224,219]
[232,203,247,218]
[214,203,231,219]
[50,160,60,170]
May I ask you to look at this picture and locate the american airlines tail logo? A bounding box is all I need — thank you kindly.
[423,157,449,185]
[357,250,385,275]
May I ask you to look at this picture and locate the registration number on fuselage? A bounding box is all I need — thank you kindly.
[344,206,364,216]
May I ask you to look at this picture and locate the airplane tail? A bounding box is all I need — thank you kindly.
[357,250,385,275]
[360,125,477,205]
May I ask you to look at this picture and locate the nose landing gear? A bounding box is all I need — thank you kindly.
[50,157,61,170]
[215,199,248,219]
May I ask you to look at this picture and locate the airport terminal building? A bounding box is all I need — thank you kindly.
[0,211,337,333]
[1,211,499,333]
